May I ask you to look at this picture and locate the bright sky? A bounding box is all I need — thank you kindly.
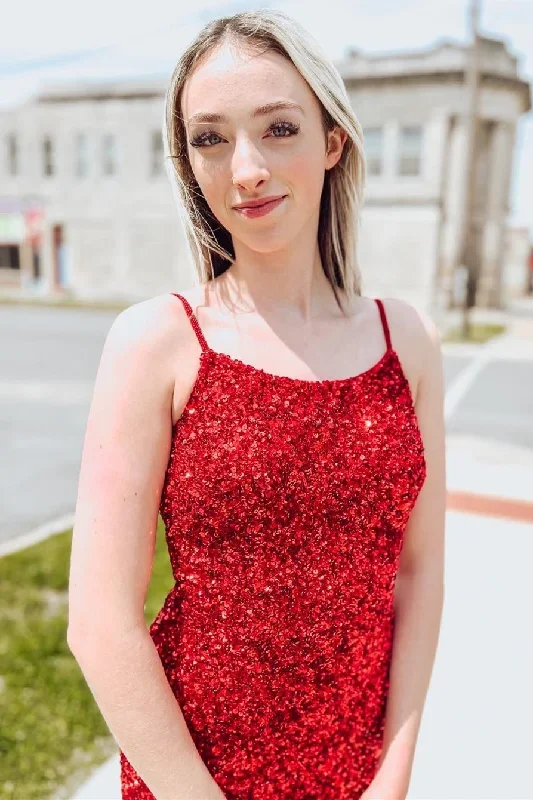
[1,0,532,233]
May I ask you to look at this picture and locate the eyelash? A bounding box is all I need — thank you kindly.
[188,118,301,148]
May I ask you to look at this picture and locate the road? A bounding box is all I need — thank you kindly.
[1,304,118,543]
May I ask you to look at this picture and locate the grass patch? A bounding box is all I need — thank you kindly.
[0,517,174,800]
[443,322,506,344]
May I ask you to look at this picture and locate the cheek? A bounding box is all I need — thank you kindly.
[287,150,325,199]
[191,160,226,206]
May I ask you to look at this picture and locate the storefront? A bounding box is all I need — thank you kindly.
[0,197,45,291]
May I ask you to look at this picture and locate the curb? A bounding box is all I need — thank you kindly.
[0,513,75,558]
[446,490,533,524]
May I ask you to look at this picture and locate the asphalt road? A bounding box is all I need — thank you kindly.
[1,304,119,543]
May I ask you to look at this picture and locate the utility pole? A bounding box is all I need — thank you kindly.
[455,0,482,339]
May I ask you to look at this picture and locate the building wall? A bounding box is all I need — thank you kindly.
[0,90,196,299]
[349,82,453,310]
[349,75,527,311]
[503,226,532,300]
[0,37,530,310]
[358,205,441,311]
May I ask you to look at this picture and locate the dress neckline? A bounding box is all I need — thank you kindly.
[171,291,397,389]
[171,345,404,432]
[201,344,397,388]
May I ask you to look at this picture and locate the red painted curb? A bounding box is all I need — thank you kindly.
[447,490,533,523]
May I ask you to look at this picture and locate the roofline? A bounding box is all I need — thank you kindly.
[342,70,531,114]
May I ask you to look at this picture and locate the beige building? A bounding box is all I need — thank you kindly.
[503,226,532,300]
[340,35,531,311]
[0,76,190,302]
[0,34,531,312]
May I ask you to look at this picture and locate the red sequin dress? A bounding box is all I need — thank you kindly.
[120,292,426,799]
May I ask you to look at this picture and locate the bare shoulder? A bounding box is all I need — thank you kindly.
[111,293,186,344]
[104,292,201,365]
[379,297,443,402]
[129,290,208,423]
[101,292,201,410]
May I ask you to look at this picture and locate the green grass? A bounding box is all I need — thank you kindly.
[0,517,174,800]
[443,322,506,344]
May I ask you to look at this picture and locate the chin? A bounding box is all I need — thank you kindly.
[242,228,294,252]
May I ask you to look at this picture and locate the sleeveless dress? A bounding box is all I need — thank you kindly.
[120,292,427,800]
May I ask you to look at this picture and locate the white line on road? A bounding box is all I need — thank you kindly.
[444,348,493,420]
[443,332,525,421]
[0,380,93,404]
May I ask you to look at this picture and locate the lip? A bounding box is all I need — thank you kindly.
[233,194,286,209]
[233,195,287,219]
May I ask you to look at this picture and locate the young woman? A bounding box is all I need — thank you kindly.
[67,10,446,800]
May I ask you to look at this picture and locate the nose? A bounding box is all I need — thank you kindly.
[231,136,270,189]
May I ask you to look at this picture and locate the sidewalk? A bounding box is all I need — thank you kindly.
[442,302,533,521]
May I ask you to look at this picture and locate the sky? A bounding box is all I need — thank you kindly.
[1,0,532,233]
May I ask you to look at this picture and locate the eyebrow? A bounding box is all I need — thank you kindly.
[187,100,305,125]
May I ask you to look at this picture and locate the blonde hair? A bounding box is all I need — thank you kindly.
[163,8,366,313]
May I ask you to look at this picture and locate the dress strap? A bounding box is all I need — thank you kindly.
[374,298,392,352]
[171,293,210,353]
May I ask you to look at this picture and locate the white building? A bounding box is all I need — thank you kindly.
[0,34,530,312]
[0,76,191,302]
[503,226,532,300]
[340,35,531,311]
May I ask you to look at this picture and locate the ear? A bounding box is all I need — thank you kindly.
[325,127,348,170]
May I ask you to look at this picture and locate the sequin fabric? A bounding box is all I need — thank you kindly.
[120,292,426,800]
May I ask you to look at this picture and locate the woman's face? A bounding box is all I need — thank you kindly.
[181,41,347,253]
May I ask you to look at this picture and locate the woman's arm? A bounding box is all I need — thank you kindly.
[67,296,225,800]
[364,307,447,799]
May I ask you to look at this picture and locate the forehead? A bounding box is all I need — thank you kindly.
[181,42,312,119]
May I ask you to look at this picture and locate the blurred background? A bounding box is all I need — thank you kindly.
[1,1,532,798]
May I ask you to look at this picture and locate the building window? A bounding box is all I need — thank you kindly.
[397,125,423,176]
[102,133,117,176]
[74,132,89,178]
[0,245,20,270]
[7,134,18,176]
[363,127,383,176]
[150,130,164,176]
[43,136,54,176]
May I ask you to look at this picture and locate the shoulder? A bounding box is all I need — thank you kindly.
[97,293,200,428]
[378,297,443,401]
[380,296,441,349]
[105,293,193,357]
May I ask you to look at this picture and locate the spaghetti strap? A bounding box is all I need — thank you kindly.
[374,298,392,352]
[171,293,210,353]
[374,298,392,351]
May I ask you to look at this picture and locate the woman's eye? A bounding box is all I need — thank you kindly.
[269,120,300,138]
[189,132,223,148]
[189,119,300,149]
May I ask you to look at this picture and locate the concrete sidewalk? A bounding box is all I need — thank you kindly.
[442,317,533,520]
